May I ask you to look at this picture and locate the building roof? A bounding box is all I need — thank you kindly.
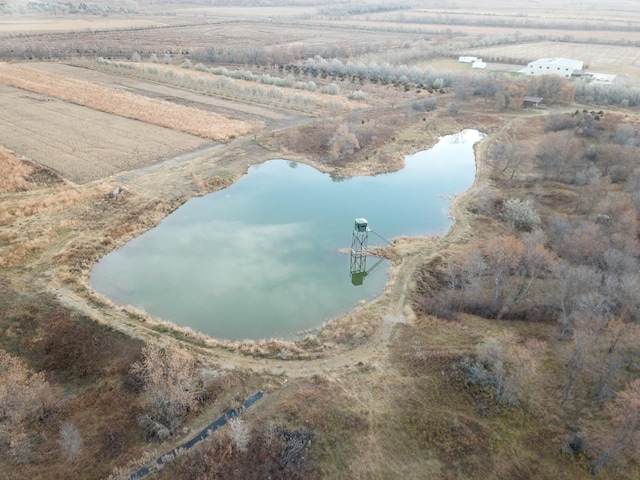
[522,96,544,106]
[527,58,584,70]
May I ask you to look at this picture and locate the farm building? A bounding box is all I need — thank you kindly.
[471,60,486,69]
[522,96,544,108]
[459,56,480,63]
[520,58,584,78]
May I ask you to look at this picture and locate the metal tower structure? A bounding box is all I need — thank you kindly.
[350,218,369,285]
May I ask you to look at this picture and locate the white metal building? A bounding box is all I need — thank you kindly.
[519,58,584,78]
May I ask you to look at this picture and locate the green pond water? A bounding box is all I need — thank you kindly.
[90,129,484,340]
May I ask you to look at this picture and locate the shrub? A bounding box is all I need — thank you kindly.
[460,356,493,387]
[545,113,577,132]
[412,98,437,112]
[503,198,541,232]
[462,334,541,407]
[447,102,460,115]
[320,83,340,95]
[564,429,587,457]
[416,291,461,321]
[129,343,198,433]
[259,73,272,84]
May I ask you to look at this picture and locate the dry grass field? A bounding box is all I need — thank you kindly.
[0,146,34,193]
[0,83,214,184]
[0,16,168,33]
[0,63,255,140]
[88,60,367,114]
[27,62,299,126]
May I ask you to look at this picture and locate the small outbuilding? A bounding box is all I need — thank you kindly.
[522,96,544,108]
[354,218,368,232]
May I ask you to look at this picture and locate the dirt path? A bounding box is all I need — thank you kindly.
[49,114,506,381]
[54,188,475,382]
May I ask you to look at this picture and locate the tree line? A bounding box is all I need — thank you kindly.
[417,109,640,474]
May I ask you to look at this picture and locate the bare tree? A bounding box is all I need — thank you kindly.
[561,293,611,404]
[547,217,608,266]
[591,380,640,475]
[490,139,531,180]
[228,418,250,453]
[594,144,635,183]
[625,167,640,211]
[459,250,487,306]
[130,343,198,435]
[528,74,575,105]
[593,320,640,403]
[475,333,544,406]
[534,131,582,181]
[597,195,639,257]
[328,124,360,161]
[483,233,553,319]
[574,167,610,217]
[59,421,83,465]
[551,261,601,339]
[475,75,498,103]
[0,349,50,463]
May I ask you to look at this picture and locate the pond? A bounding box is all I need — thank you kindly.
[90,129,484,340]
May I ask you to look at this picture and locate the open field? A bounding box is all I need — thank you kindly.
[0,16,169,33]
[0,5,316,34]
[461,41,640,75]
[0,20,409,61]
[2,2,640,479]
[349,0,640,41]
[26,62,306,127]
[0,63,255,140]
[0,84,215,184]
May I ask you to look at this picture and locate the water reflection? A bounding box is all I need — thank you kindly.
[90,130,484,340]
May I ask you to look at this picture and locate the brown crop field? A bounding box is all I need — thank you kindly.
[0,84,213,184]
[0,63,255,141]
[26,62,296,124]
[0,16,168,33]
